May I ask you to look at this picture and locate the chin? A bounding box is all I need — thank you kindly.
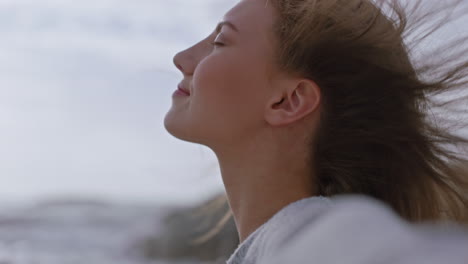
[164,112,185,139]
[164,111,198,143]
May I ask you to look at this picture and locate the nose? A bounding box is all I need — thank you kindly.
[173,49,195,76]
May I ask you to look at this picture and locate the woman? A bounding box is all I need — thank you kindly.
[164,0,468,263]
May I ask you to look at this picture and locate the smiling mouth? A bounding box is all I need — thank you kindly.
[177,84,190,95]
[175,85,191,96]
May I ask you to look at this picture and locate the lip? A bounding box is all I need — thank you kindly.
[177,85,190,96]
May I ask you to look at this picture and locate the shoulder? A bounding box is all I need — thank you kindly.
[256,196,333,259]
[259,195,468,264]
[226,196,332,264]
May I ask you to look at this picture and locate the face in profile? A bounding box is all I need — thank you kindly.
[164,0,278,149]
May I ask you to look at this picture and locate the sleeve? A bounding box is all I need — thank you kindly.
[258,195,468,264]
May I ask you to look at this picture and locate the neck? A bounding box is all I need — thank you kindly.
[214,131,316,243]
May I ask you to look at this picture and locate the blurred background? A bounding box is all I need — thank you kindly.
[0,0,239,206]
[0,0,467,263]
[0,0,239,263]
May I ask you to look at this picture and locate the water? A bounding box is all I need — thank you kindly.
[0,200,208,264]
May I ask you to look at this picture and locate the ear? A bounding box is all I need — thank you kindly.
[265,79,321,127]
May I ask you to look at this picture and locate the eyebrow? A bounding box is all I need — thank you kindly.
[215,21,239,33]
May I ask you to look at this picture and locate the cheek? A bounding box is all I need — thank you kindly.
[194,54,245,102]
[191,53,267,129]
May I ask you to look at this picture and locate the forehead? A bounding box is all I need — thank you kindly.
[223,0,276,38]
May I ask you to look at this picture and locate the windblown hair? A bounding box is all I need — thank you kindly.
[269,0,468,222]
[191,0,468,245]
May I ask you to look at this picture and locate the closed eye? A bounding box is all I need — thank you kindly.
[210,41,225,47]
[210,33,226,47]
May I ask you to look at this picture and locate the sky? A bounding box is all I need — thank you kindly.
[0,0,466,206]
[0,0,236,205]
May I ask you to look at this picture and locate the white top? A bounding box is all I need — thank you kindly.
[226,195,468,264]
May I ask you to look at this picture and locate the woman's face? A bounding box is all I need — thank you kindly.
[164,0,278,147]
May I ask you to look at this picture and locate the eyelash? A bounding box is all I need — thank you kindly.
[210,33,225,47]
[210,41,225,47]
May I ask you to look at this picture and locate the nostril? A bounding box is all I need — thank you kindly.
[175,63,183,72]
[173,53,184,72]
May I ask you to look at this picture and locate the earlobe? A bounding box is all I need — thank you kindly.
[265,80,320,127]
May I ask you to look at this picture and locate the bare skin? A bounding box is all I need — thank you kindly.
[165,0,321,243]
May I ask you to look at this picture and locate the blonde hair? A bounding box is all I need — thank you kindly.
[270,0,468,222]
